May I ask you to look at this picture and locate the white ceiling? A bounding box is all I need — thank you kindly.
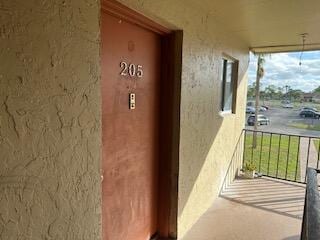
[187,0,320,53]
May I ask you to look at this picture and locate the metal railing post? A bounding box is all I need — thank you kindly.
[259,132,264,172]
[267,133,272,175]
[276,134,282,178]
[305,138,311,183]
[285,136,291,180]
[295,136,301,182]
[317,138,320,169]
[243,130,247,167]
[251,132,254,162]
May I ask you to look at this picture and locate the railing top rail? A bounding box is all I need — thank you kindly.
[243,129,320,139]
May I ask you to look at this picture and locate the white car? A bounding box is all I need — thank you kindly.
[259,106,267,112]
[282,103,293,108]
[247,114,270,126]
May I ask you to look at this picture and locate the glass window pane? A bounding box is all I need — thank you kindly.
[221,57,238,113]
[223,61,233,111]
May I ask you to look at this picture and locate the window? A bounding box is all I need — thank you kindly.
[221,56,239,113]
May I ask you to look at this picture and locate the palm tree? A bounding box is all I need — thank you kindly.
[253,55,265,148]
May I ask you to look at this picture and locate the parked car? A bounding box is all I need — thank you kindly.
[246,106,255,114]
[247,114,270,126]
[259,106,267,112]
[300,107,318,112]
[299,110,320,118]
[247,101,255,107]
[261,105,270,110]
[282,103,293,108]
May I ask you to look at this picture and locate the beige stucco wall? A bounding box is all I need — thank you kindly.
[0,0,101,239]
[117,1,249,238]
[0,0,249,239]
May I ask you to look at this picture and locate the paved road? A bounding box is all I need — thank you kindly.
[245,107,320,137]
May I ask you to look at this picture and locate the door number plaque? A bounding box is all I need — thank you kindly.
[129,93,136,110]
[120,61,143,78]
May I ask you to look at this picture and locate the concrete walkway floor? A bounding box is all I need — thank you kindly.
[182,177,305,240]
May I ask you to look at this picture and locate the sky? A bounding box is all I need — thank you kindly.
[248,51,320,93]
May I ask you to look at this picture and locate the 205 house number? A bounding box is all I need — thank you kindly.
[120,61,143,78]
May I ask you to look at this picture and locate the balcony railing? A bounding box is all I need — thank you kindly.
[240,130,320,239]
[194,129,320,240]
[242,129,320,183]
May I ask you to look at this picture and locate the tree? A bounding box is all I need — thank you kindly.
[253,55,265,148]
[247,83,256,99]
[276,87,284,100]
[288,89,304,101]
[264,85,277,100]
[313,86,320,93]
[284,85,291,100]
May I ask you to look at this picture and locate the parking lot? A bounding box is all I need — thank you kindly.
[245,107,320,137]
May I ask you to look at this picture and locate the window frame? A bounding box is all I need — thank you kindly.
[220,54,239,114]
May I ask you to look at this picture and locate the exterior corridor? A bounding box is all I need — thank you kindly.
[182,177,305,240]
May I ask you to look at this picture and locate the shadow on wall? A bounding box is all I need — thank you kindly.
[178,68,248,219]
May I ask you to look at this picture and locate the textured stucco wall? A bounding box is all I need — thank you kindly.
[0,1,101,239]
[0,0,249,239]
[117,1,249,238]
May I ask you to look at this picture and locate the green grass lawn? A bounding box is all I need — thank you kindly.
[314,139,320,153]
[289,122,320,131]
[244,133,300,181]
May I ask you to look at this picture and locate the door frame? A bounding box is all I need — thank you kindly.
[101,1,182,239]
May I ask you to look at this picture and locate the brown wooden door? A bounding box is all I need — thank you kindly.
[101,10,161,240]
